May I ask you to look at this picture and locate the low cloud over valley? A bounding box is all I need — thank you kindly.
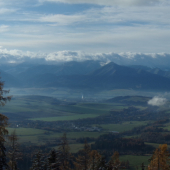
[148,96,167,106]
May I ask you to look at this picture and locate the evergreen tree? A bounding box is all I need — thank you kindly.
[8,130,21,170]
[0,77,12,170]
[48,149,57,165]
[43,158,51,170]
[48,149,60,170]
[30,150,44,170]
[58,133,71,170]
[0,142,8,170]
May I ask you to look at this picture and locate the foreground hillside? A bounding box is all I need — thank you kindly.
[1,94,170,169]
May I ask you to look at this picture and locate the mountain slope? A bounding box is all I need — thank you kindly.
[15,60,101,86]
[18,60,101,77]
[0,69,21,87]
[148,68,170,78]
[89,62,137,76]
[85,62,170,90]
[130,65,170,79]
[23,62,170,91]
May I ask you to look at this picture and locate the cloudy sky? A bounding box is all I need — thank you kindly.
[0,0,170,55]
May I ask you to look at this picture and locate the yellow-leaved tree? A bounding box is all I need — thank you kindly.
[148,144,170,170]
[74,141,91,170]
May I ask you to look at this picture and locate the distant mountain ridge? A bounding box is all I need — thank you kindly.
[1,61,170,91]
[90,62,137,76]
[130,65,170,78]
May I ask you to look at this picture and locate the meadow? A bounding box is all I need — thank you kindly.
[0,95,130,121]
[100,121,150,133]
[7,127,106,144]
[29,114,100,121]
[3,95,155,145]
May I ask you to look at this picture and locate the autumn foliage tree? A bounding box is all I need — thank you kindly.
[74,141,91,170]
[108,151,121,170]
[0,79,11,141]
[148,144,170,170]
[89,150,101,170]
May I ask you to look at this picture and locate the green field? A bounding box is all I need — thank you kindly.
[53,142,95,153]
[163,122,170,131]
[7,128,48,144]
[7,127,106,144]
[53,104,112,115]
[100,121,149,133]
[77,103,128,111]
[0,95,151,124]
[0,96,128,121]
[7,120,150,145]
[29,114,100,121]
[7,128,47,136]
[120,155,151,169]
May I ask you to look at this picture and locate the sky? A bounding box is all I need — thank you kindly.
[0,0,170,63]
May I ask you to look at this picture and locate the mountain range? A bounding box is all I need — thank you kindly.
[1,60,170,91]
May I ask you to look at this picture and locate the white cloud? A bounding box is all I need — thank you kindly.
[7,3,168,30]
[39,14,85,25]
[148,96,167,106]
[0,48,47,64]
[0,24,170,54]
[39,0,166,6]
[0,25,9,32]
[1,48,170,68]
[0,8,16,14]
[0,0,169,53]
